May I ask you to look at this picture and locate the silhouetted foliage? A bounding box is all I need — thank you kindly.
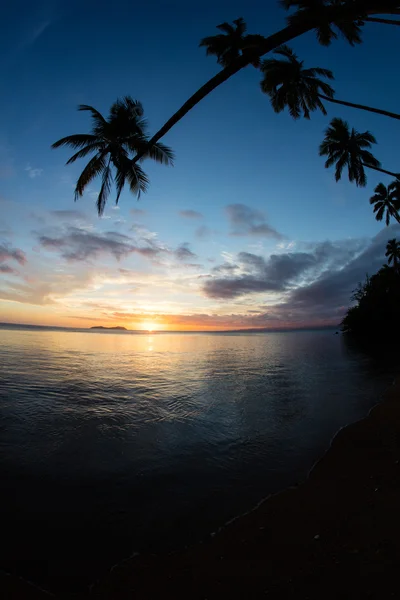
[369,183,400,226]
[260,45,400,121]
[260,45,334,119]
[130,1,400,168]
[52,97,173,215]
[351,274,370,303]
[342,239,400,338]
[319,118,399,187]
[55,2,400,214]
[385,238,400,268]
[279,0,366,46]
[199,18,266,67]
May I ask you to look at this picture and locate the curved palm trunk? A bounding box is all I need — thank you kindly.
[318,94,400,121]
[132,3,400,163]
[365,17,400,26]
[132,22,311,164]
[361,162,400,179]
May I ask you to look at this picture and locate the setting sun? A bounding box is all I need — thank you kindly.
[140,321,158,332]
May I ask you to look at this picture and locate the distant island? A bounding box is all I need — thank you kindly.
[90,326,127,330]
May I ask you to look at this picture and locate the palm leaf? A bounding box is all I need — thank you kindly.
[74,151,107,200]
[78,105,107,129]
[52,134,99,150]
[126,162,149,197]
[66,142,105,165]
[96,160,113,216]
[359,150,381,168]
[141,142,174,165]
[109,96,144,118]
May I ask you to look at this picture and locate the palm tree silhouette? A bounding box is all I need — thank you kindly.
[260,45,334,119]
[199,18,266,67]
[319,118,399,187]
[369,182,400,226]
[260,45,400,121]
[132,3,398,164]
[386,238,400,270]
[52,96,174,215]
[279,0,368,46]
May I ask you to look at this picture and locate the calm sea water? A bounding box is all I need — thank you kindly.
[0,326,395,591]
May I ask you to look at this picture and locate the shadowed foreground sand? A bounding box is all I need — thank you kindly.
[3,378,400,599]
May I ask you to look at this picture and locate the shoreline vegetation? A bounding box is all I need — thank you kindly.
[341,239,400,339]
[3,375,400,598]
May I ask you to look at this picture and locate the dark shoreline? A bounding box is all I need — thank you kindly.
[3,375,400,598]
[88,376,400,599]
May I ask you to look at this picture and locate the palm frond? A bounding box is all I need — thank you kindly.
[66,142,105,165]
[282,0,365,46]
[356,131,377,146]
[78,105,107,130]
[373,183,388,198]
[109,96,144,119]
[233,17,247,34]
[308,66,334,80]
[334,153,348,181]
[360,150,381,168]
[126,162,150,197]
[140,141,174,165]
[52,134,99,150]
[274,45,298,60]
[74,151,107,200]
[96,160,113,216]
[216,21,235,35]
[114,168,126,206]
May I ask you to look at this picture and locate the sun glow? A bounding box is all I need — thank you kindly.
[140,321,158,332]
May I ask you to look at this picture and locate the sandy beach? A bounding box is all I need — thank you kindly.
[3,376,400,599]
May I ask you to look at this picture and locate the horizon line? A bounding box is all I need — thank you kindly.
[0,321,339,334]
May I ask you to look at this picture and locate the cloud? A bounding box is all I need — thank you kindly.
[202,226,399,327]
[0,265,17,274]
[0,243,27,273]
[196,225,213,239]
[130,208,146,217]
[36,224,198,268]
[203,238,368,299]
[50,210,90,223]
[25,164,43,179]
[174,242,197,261]
[0,268,94,306]
[179,210,203,219]
[285,226,400,314]
[38,226,163,262]
[225,204,283,239]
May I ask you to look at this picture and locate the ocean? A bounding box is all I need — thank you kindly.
[0,325,394,592]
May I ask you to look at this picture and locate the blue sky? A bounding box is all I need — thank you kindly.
[0,0,399,329]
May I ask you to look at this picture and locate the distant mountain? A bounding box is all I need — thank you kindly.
[90,326,127,330]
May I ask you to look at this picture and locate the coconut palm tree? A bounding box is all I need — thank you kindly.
[319,118,399,187]
[279,0,365,46]
[132,3,399,164]
[386,238,400,269]
[260,45,334,119]
[260,45,400,121]
[199,18,266,67]
[369,182,400,226]
[52,96,174,215]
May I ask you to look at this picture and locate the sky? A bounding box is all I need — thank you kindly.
[0,0,399,331]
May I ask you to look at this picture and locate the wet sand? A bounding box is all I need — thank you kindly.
[3,377,400,599]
